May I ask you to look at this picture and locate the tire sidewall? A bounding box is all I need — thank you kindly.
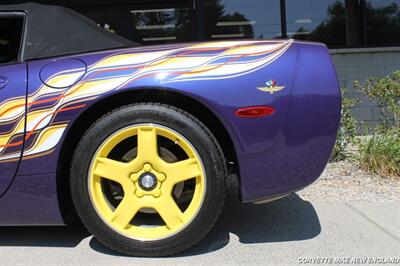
[70,104,226,256]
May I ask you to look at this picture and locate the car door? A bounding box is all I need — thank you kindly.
[0,12,27,196]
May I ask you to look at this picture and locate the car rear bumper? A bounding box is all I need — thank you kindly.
[238,41,341,202]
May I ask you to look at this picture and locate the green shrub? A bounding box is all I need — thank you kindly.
[354,71,400,178]
[354,70,400,127]
[330,88,359,162]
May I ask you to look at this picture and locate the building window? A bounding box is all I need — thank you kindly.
[286,0,346,47]
[130,7,192,44]
[286,0,400,48]
[78,5,193,45]
[365,0,400,46]
[203,0,282,40]
[73,0,400,48]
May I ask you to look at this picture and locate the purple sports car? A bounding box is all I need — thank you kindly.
[0,3,340,256]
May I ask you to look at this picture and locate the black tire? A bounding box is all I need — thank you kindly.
[70,103,227,256]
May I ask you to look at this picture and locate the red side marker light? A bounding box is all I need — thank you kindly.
[235,106,275,118]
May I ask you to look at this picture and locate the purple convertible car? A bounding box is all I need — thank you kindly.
[0,3,341,256]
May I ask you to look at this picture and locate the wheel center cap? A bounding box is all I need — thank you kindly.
[138,172,157,191]
[130,164,166,198]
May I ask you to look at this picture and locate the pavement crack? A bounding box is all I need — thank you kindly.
[344,202,400,244]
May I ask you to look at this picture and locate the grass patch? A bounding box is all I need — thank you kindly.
[359,129,400,178]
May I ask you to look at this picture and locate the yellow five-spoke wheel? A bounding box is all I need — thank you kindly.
[70,103,227,256]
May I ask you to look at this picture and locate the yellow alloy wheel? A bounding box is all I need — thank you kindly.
[88,124,206,241]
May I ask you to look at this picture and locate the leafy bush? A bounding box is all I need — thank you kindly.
[330,88,359,162]
[354,70,400,127]
[354,71,400,178]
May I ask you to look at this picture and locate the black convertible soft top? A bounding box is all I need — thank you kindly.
[0,2,138,60]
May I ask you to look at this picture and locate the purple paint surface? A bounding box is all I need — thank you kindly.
[0,40,340,225]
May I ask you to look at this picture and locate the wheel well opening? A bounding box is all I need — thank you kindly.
[58,88,239,224]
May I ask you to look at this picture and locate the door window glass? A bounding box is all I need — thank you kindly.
[0,14,24,64]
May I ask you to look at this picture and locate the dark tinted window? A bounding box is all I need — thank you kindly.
[366,0,400,46]
[286,0,346,46]
[204,0,282,40]
[78,6,192,45]
[67,0,400,48]
[0,14,24,64]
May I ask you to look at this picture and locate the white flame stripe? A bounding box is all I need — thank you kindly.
[84,41,287,76]
[95,42,292,85]
[165,40,293,83]
[23,125,66,157]
[0,40,294,160]
[43,67,86,84]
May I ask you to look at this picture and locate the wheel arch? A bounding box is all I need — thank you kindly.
[57,87,239,224]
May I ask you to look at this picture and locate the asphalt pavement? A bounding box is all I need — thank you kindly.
[0,194,399,265]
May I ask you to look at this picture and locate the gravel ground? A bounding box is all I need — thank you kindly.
[297,160,400,202]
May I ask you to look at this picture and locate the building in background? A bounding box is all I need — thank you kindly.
[2,0,400,125]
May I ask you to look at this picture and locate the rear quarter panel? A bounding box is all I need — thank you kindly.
[0,40,340,224]
[239,41,341,202]
[16,40,298,178]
